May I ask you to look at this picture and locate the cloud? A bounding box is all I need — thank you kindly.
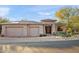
[0,7,10,17]
[38,12,55,16]
[9,17,28,21]
[38,12,51,16]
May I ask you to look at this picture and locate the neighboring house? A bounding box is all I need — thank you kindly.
[1,19,58,37]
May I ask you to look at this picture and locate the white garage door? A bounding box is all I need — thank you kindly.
[29,28,39,36]
[6,28,24,37]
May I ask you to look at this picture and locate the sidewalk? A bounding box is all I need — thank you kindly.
[0,36,79,43]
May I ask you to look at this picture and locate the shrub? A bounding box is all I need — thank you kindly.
[39,34,47,37]
[66,28,73,37]
[53,31,67,37]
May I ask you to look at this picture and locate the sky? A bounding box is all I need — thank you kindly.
[0,5,78,21]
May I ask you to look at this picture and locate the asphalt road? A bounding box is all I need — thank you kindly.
[0,40,79,52]
[14,40,79,48]
[0,40,79,48]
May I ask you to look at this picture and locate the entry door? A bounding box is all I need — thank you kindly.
[45,26,52,34]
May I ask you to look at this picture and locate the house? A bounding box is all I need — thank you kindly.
[1,19,58,37]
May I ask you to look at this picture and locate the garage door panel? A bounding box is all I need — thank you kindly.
[29,28,39,36]
[6,28,24,36]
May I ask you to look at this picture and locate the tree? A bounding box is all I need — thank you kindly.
[56,7,79,24]
[55,7,79,36]
[0,17,10,34]
[70,16,79,32]
[0,17,10,23]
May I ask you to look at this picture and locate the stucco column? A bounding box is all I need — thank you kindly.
[1,25,6,36]
[43,25,46,34]
[23,25,28,36]
[39,25,44,34]
[52,23,56,34]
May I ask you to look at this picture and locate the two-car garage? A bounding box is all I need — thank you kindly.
[2,24,40,37]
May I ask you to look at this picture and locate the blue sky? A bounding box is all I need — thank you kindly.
[0,5,78,21]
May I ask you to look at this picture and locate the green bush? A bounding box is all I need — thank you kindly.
[53,31,67,37]
[66,28,73,37]
[39,34,47,37]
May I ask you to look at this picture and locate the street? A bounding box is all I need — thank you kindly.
[0,37,79,52]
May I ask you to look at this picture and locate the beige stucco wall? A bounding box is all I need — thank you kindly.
[39,25,44,34]
[52,23,56,34]
[1,25,6,36]
[42,22,55,24]
[1,23,57,37]
[23,25,28,36]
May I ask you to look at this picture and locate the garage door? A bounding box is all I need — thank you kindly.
[6,28,24,37]
[29,28,39,36]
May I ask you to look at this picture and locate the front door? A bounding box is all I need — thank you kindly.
[45,25,52,34]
